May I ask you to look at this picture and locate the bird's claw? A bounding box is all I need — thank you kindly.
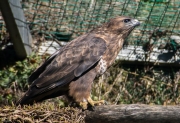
[79,102,88,110]
[79,97,108,110]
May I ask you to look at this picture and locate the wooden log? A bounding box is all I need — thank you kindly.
[85,104,180,123]
[0,0,32,59]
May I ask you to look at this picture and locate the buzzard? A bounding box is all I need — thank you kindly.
[17,16,140,109]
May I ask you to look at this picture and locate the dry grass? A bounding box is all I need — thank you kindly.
[0,102,85,123]
[92,60,180,105]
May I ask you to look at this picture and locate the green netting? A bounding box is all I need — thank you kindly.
[2,0,180,47]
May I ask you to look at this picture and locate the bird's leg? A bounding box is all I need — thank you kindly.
[87,96,105,107]
[79,101,88,110]
[79,97,105,110]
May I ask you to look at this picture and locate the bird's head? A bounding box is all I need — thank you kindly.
[98,16,140,37]
[104,16,140,37]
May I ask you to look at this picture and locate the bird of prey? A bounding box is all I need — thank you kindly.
[17,16,140,109]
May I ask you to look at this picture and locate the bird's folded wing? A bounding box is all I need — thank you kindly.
[30,36,107,90]
[28,50,61,85]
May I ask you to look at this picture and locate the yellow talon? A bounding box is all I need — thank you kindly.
[79,102,88,110]
[79,97,106,110]
[87,97,105,106]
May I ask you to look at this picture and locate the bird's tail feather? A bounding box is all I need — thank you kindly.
[16,86,67,105]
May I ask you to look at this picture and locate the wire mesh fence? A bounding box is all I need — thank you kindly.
[0,0,180,57]
[23,0,180,41]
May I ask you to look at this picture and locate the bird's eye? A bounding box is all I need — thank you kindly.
[124,19,131,23]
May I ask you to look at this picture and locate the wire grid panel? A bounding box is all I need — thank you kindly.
[22,0,140,40]
[0,0,180,64]
[21,0,180,42]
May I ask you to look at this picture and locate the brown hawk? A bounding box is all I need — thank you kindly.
[17,16,140,109]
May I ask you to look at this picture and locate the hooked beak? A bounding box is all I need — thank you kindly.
[131,19,140,26]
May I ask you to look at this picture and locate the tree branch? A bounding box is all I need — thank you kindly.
[85,104,180,123]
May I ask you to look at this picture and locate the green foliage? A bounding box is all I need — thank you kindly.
[0,53,43,105]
